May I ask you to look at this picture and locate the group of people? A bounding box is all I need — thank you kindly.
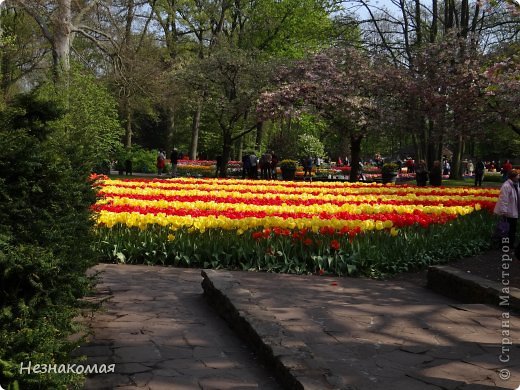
[413,160,440,186]
[242,151,279,180]
[156,148,183,176]
[402,156,489,187]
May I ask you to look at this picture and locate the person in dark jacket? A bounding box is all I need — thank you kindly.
[415,160,428,186]
[170,148,179,177]
[429,160,442,186]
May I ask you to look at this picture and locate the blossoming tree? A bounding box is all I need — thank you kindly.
[258,48,392,181]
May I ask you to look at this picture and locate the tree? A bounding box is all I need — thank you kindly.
[342,0,518,176]
[38,66,123,170]
[157,0,337,160]
[484,49,520,136]
[10,0,75,83]
[0,5,48,101]
[195,45,270,176]
[258,48,390,181]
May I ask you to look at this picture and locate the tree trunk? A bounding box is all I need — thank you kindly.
[450,135,464,179]
[255,121,263,152]
[460,0,469,37]
[237,136,243,161]
[415,0,422,46]
[412,133,419,160]
[125,104,132,148]
[418,118,427,162]
[220,129,233,178]
[426,120,435,169]
[189,98,202,160]
[437,139,444,162]
[338,129,350,162]
[166,105,175,156]
[53,0,72,83]
[431,0,438,43]
[348,134,363,182]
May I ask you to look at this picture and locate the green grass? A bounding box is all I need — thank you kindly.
[442,179,502,188]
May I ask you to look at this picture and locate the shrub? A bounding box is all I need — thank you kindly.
[296,133,325,159]
[112,145,157,174]
[0,92,97,389]
[381,163,399,174]
[279,159,298,170]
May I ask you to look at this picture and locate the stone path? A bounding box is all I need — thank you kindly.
[80,264,280,389]
[82,263,520,390]
[202,270,520,389]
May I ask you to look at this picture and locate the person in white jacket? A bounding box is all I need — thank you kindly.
[494,169,520,246]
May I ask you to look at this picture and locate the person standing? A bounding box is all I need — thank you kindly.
[125,158,133,176]
[156,150,166,175]
[501,159,513,182]
[303,156,313,181]
[406,158,415,174]
[315,156,322,174]
[260,151,272,179]
[215,155,223,178]
[443,160,451,176]
[170,148,179,177]
[475,160,485,186]
[242,152,250,179]
[467,160,474,177]
[415,160,428,186]
[249,152,258,179]
[270,151,279,180]
[429,160,442,186]
[494,170,520,247]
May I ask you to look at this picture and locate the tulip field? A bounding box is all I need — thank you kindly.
[93,176,500,277]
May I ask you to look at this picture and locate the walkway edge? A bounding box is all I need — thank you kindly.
[201,269,339,390]
[427,265,520,312]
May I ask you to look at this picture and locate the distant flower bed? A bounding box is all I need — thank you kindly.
[93,177,498,277]
[173,160,242,177]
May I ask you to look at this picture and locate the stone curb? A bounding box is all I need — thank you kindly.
[201,269,341,390]
[427,265,520,313]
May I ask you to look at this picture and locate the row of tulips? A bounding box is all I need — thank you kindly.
[93,177,499,277]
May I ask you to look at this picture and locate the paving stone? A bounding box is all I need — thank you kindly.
[156,345,193,359]
[84,264,520,390]
[129,371,153,387]
[114,362,153,374]
[114,346,161,363]
[82,265,280,389]
[198,376,260,389]
[202,269,520,390]
[146,375,199,389]
[83,373,133,389]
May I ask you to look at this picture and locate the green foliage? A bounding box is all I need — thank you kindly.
[245,0,335,58]
[294,113,328,137]
[0,92,97,389]
[113,144,158,174]
[37,65,123,174]
[96,211,494,278]
[279,159,299,169]
[475,124,520,160]
[381,163,399,174]
[296,133,325,158]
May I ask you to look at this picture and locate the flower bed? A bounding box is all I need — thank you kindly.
[93,177,499,277]
[173,160,242,177]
